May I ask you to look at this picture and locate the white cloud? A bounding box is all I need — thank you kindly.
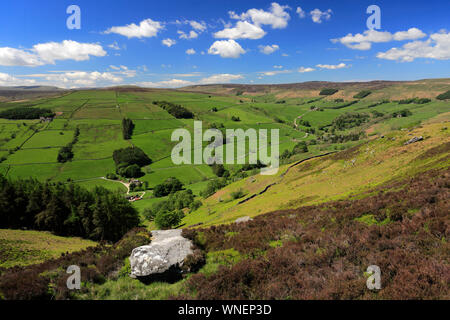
[296,7,306,18]
[22,71,123,88]
[186,48,196,55]
[178,30,198,40]
[110,65,136,78]
[332,28,427,50]
[0,47,43,66]
[260,69,291,76]
[393,28,427,41]
[214,21,266,40]
[0,40,106,67]
[215,2,290,40]
[377,31,450,62]
[137,73,243,88]
[310,9,332,23]
[316,63,347,69]
[229,2,291,29]
[298,67,315,73]
[33,40,106,64]
[176,20,207,32]
[208,40,246,58]
[198,73,243,84]
[259,44,279,54]
[273,65,283,69]
[104,18,163,39]
[189,20,207,32]
[108,41,120,50]
[0,72,36,86]
[162,38,176,47]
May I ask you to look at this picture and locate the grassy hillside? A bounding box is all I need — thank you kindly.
[68,120,449,300]
[183,120,450,227]
[0,79,448,300]
[0,229,96,268]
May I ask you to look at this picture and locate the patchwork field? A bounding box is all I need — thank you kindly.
[0,80,448,219]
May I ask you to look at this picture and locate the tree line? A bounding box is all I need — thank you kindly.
[57,127,80,163]
[122,118,134,140]
[0,107,54,119]
[153,101,194,119]
[0,174,140,241]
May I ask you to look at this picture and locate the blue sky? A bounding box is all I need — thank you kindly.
[0,0,449,88]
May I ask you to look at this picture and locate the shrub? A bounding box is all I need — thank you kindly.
[118,164,143,178]
[319,88,339,96]
[201,179,227,198]
[392,109,412,118]
[230,189,245,200]
[155,210,184,229]
[211,164,227,177]
[153,177,183,197]
[106,173,118,180]
[153,101,194,119]
[122,118,134,140]
[436,90,450,100]
[353,90,371,99]
[331,112,369,130]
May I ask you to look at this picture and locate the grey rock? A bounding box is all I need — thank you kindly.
[235,216,253,224]
[404,136,423,145]
[130,229,193,278]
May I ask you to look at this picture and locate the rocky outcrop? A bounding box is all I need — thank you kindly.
[129,229,193,279]
[404,136,423,145]
[235,216,253,224]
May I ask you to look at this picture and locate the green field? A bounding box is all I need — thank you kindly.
[0,229,97,268]
[0,82,448,220]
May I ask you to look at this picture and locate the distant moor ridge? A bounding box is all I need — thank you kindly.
[1,78,449,102]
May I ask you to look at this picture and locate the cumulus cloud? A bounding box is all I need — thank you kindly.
[377,31,450,62]
[0,47,43,66]
[316,63,347,69]
[260,69,291,76]
[186,48,196,55]
[229,2,291,29]
[162,38,176,47]
[298,66,315,73]
[296,7,306,18]
[259,44,279,54]
[208,40,246,58]
[104,18,163,39]
[332,28,427,50]
[33,40,106,64]
[190,21,206,32]
[137,73,243,88]
[108,65,136,78]
[310,9,332,23]
[215,2,290,40]
[0,40,106,67]
[273,65,283,69]
[178,30,198,39]
[0,72,36,86]
[198,73,243,84]
[214,21,266,40]
[108,41,121,50]
[176,20,207,32]
[21,71,123,88]
[176,20,206,41]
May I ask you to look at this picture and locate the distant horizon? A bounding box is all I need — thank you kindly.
[1,77,449,91]
[0,0,449,89]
